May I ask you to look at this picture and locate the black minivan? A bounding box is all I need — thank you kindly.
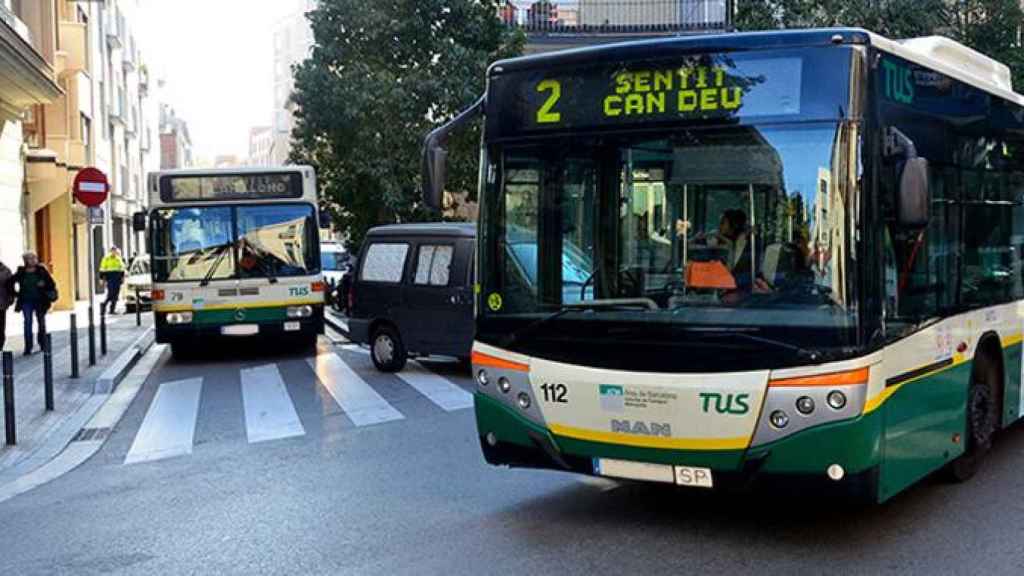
[348,223,475,372]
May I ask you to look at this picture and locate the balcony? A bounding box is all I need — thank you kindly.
[55,19,87,76]
[123,36,136,70]
[0,4,62,118]
[499,0,732,51]
[25,148,68,214]
[105,7,124,50]
[109,89,125,124]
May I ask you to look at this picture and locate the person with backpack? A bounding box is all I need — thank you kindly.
[10,252,57,356]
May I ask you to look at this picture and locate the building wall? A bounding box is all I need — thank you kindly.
[272,0,315,165]
[0,119,26,266]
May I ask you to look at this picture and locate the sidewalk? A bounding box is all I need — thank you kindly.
[0,297,154,481]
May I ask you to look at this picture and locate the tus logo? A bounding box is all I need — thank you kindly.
[599,385,624,413]
[699,392,751,415]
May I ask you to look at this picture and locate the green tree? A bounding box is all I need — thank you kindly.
[290,0,524,249]
[734,1,1022,86]
[946,0,1024,89]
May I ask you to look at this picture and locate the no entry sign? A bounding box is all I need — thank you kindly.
[73,167,110,207]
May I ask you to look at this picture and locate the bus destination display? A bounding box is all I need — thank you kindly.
[161,173,303,202]
[492,54,806,136]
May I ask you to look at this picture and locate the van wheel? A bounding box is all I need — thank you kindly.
[947,356,1000,482]
[371,325,407,372]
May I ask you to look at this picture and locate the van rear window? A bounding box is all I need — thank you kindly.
[361,243,409,283]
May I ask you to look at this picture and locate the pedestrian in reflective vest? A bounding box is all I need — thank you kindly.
[100,246,126,315]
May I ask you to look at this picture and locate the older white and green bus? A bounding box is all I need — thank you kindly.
[134,166,326,357]
[423,29,1024,502]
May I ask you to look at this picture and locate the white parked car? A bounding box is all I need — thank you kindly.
[124,256,152,312]
[320,242,350,287]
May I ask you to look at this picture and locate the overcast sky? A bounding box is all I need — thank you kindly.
[139,0,303,161]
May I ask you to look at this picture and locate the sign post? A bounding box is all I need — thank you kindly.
[73,168,110,366]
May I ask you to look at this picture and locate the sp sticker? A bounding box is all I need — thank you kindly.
[487,293,503,311]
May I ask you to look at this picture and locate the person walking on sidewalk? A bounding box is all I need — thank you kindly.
[100,246,126,315]
[10,252,57,356]
[0,259,12,351]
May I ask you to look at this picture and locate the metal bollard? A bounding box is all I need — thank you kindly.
[44,334,53,411]
[3,351,14,446]
[135,287,141,327]
[88,305,96,366]
[100,307,107,356]
[70,313,79,379]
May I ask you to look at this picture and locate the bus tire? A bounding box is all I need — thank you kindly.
[371,324,407,373]
[947,355,1000,482]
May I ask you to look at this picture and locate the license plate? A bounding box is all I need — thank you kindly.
[221,324,259,336]
[674,465,714,488]
[284,321,301,332]
[592,458,674,483]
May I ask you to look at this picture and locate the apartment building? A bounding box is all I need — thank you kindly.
[247,125,273,166]
[159,102,193,169]
[4,0,158,309]
[0,0,63,267]
[272,0,315,166]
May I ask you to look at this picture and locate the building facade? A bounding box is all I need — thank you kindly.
[7,0,158,309]
[271,0,315,166]
[158,102,193,169]
[0,0,63,268]
[247,125,273,166]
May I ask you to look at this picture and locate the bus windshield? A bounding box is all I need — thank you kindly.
[482,122,858,364]
[151,203,319,282]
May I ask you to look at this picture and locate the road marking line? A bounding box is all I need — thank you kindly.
[308,353,404,426]
[124,377,202,465]
[396,363,473,411]
[240,364,305,444]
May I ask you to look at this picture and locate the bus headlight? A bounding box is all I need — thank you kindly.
[795,396,815,415]
[827,390,847,410]
[476,370,489,386]
[769,410,789,429]
[287,305,314,318]
[517,392,531,410]
[166,312,193,325]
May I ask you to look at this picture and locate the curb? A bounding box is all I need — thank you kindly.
[93,327,154,394]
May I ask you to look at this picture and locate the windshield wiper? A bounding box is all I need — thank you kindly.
[501,298,658,349]
[678,326,823,361]
[199,244,231,287]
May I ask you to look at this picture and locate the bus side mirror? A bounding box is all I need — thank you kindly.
[898,157,930,228]
[132,211,147,232]
[319,209,331,229]
[423,144,447,211]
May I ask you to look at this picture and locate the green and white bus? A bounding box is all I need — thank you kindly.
[136,166,326,357]
[423,28,1024,502]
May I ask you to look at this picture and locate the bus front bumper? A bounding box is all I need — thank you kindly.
[154,306,325,343]
[475,393,882,500]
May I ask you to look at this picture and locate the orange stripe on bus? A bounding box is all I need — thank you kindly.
[769,366,869,388]
[472,351,529,372]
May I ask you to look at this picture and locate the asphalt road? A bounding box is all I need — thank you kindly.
[1,337,1024,575]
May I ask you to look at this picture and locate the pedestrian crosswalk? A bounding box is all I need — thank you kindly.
[124,377,203,465]
[118,350,474,466]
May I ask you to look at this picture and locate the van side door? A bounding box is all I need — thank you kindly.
[402,239,468,355]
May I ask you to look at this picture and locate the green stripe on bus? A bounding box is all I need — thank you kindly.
[192,306,290,326]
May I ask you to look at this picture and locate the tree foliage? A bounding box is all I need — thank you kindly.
[735,1,1023,86]
[290,0,524,249]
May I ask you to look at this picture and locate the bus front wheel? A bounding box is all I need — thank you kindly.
[947,356,1000,482]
